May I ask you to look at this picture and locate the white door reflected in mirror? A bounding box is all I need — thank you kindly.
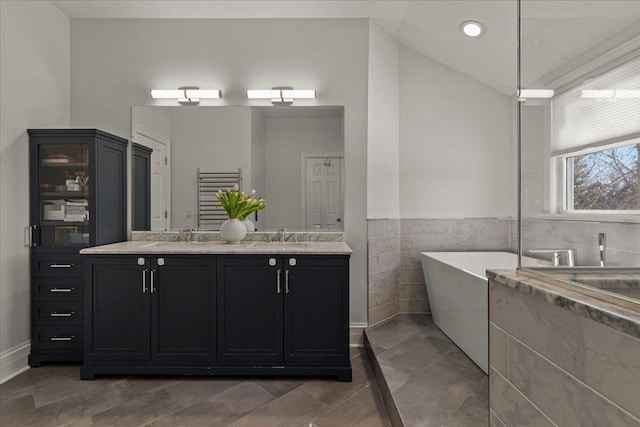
[304,156,344,230]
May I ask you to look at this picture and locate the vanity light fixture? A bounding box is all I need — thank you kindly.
[246,87,316,105]
[150,87,222,105]
[460,20,485,37]
[581,89,640,99]
[517,89,555,101]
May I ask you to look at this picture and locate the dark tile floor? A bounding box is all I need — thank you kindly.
[0,348,390,427]
[365,315,489,427]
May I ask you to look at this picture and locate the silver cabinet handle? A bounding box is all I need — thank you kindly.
[285,270,290,293]
[50,264,74,268]
[24,226,31,247]
[25,225,36,247]
[276,269,281,293]
[142,269,148,293]
[151,270,156,293]
[50,336,74,341]
[50,312,75,317]
[50,287,74,293]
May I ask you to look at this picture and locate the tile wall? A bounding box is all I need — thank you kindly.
[368,217,639,326]
[489,280,640,426]
[521,218,640,266]
[367,219,402,326]
[368,218,514,325]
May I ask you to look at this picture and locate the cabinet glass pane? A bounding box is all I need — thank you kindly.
[39,143,90,247]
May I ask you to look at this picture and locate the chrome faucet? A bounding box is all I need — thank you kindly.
[277,228,287,243]
[182,227,198,242]
[529,248,575,267]
[598,233,606,267]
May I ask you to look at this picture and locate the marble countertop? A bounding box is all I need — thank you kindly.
[488,269,640,339]
[80,240,353,255]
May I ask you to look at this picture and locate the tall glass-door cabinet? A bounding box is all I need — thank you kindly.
[28,129,128,366]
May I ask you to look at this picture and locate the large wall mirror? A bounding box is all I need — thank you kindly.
[131,106,345,232]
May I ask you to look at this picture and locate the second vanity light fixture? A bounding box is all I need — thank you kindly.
[150,87,222,105]
[246,87,316,105]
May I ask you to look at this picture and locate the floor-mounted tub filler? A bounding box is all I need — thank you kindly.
[420,251,519,374]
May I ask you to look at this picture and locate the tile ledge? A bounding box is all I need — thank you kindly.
[488,269,640,340]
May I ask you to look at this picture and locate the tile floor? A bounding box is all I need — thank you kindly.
[0,348,390,427]
[365,315,489,427]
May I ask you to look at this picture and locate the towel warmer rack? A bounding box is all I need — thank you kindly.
[197,167,242,229]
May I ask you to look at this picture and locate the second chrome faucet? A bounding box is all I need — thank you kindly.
[529,248,575,267]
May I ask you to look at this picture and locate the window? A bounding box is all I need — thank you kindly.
[565,142,640,211]
[549,54,640,216]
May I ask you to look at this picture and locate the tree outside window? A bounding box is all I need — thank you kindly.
[569,143,640,211]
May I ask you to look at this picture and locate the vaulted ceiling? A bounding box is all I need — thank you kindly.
[51,0,640,95]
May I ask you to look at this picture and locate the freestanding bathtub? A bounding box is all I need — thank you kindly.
[420,251,519,374]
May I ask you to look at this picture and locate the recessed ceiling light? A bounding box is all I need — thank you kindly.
[460,20,485,37]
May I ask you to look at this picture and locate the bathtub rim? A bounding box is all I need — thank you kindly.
[420,251,519,280]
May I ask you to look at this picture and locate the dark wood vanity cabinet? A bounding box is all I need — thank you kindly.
[217,257,283,362]
[82,253,351,381]
[217,255,350,366]
[131,143,152,231]
[84,256,216,367]
[28,129,128,367]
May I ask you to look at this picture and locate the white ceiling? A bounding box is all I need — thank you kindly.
[51,0,640,95]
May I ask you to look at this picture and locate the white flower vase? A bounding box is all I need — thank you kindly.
[242,218,255,232]
[220,218,247,244]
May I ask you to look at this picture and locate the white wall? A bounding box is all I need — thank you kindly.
[367,21,400,219]
[169,107,252,229]
[250,111,267,229]
[521,104,549,216]
[69,18,370,325]
[399,46,516,218]
[264,116,343,229]
[0,0,70,382]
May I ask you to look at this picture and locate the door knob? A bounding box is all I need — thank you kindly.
[337,217,342,223]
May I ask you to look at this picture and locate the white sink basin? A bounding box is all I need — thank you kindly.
[250,242,309,247]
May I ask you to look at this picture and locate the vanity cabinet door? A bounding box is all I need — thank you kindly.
[151,257,216,362]
[86,257,150,361]
[283,256,349,364]
[217,257,283,363]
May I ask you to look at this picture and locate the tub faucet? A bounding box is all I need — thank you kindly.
[598,233,606,267]
[529,249,575,267]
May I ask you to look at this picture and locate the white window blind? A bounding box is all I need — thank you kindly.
[551,55,640,156]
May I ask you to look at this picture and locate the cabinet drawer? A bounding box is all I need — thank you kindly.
[32,255,83,277]
[32,325,83,350]
[32,301,83,325]
[32,277,83,301]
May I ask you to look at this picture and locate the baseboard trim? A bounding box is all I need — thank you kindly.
[0,341,31,385]
[349,323,367,347]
